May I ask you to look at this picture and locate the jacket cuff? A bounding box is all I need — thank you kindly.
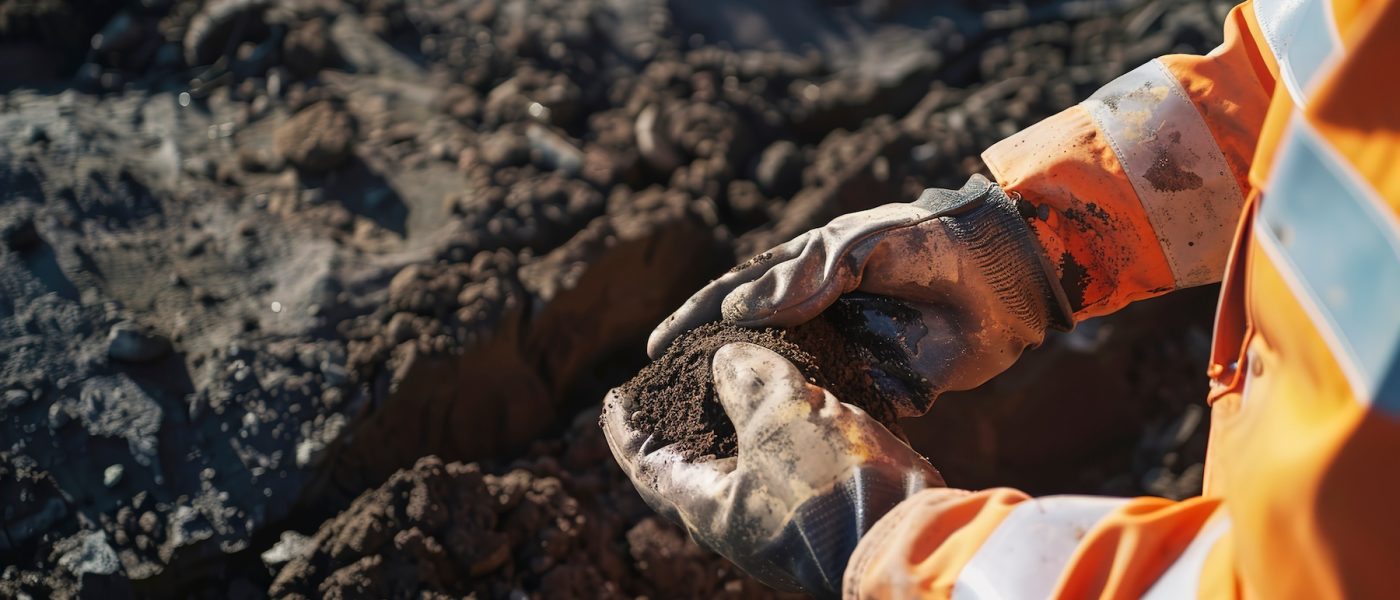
[982,107,1177,319]
[842,488,972,599]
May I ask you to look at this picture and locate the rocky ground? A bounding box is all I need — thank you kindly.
[0,0,1231,597]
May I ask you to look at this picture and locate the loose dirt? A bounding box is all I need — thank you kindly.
[621,321,905,460]
[267,411,799,600]
[623,293,936,460]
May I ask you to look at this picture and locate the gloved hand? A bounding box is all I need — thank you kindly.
[647,174,1073,413]
[601,342,942,599]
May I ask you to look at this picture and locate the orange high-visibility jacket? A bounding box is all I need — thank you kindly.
[843,0,1400,597]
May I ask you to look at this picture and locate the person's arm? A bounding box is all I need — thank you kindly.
[844,4,1274,597]
[984,2,1271,319]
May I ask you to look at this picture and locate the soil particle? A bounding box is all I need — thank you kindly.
[274,101,356,174]
[1144,147,1204,193]
[729,251,774,273]
[622,315,910,460]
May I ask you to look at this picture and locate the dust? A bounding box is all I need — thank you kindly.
[1144,147,1205,192]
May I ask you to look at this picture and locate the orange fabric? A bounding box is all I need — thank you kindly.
[981,107,1174,318]
[848,1,1400,598]
[1308,0,1400,204]
[843,488,1027,599]
[982,2,1272,319]
[1052,498,1223,598]
[1156,9,1272,205]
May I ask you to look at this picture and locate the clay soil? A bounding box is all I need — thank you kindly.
[1,0,1230,597]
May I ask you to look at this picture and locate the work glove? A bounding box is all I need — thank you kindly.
[601,342,942,599]
[648,174,1073,416]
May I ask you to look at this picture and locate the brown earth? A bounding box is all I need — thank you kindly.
[621,320,909,461]
[0,0,1231,597]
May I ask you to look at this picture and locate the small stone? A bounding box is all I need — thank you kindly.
[260,531,312,568]
[56,531,119,577]
[526,124,583,175]
[103,464,124,487]
[274,101,356,174]
[107,321,172,363]
[2,389,31,409]
[635,105,681,172]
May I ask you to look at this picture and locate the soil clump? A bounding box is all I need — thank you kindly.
[623,297,927,460]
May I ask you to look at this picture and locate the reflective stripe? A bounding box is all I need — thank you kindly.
[1253,0,1341,106]
[1081,60,1245,287]
[1140,516,1231,600]
[1256,118,1400,411]
[951,496,1127,600]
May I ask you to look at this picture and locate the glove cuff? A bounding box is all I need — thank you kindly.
[914,174,1074,334]
[746,465,938,599]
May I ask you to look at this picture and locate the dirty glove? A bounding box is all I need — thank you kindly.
[601,342,942,599]
[648,174,1072,414]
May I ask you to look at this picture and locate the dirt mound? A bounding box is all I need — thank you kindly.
[267,412,798,599]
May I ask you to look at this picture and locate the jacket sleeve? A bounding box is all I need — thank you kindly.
[843,488,1233,599]
[842,4,1275,598]
[983,2,1272,319]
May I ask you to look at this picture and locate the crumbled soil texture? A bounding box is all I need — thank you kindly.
[267,412,801,599]
[623,317,911,460]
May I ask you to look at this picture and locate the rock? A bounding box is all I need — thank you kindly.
[107,322,172,363]
[103,465,124,488]
[2,388,32,410]
[1,214,40,250]
[526,124,583,175]
[56,531,120,577]
[75,377,164,469]
[635,105,681,172]
[260,531,312,569]
[755,140,803,197]
[274,101,356,174]
[184,0,273,67]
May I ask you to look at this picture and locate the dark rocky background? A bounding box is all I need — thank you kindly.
[0,0,1229,596]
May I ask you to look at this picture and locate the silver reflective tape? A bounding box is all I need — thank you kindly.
[1256,118,1400,411]
[1254,0,1341,106]
[1081,60,1245,287]
[1140,516,1231,600]
[951,496,1127,600]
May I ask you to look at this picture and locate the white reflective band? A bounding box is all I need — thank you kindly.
[951,496,1128,600]
[1253,0,1341,106]
[1256,118,1400,411]
[1081,60,1245,287]
[1141,516,1231,600]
